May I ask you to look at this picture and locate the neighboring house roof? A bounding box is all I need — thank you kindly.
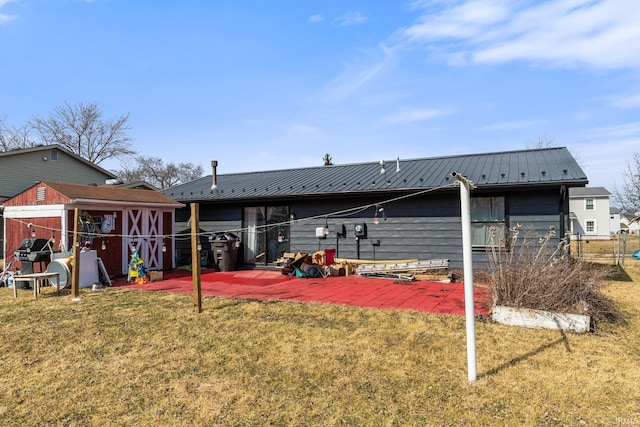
[0,144,116,180]
[610,207,621,214]
[569,186,611,197]
[5,181,183,207]
[112,181,160,191]
[164,147,588,202]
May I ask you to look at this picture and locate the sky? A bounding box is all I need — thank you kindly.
[1,0,639,196]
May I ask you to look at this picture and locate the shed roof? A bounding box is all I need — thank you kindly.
[164,147,588,202]
[5,181,182,207]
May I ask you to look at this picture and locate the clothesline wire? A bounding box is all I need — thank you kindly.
[2,182,459,245]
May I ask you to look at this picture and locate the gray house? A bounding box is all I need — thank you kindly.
[0,144,117,256]
[163,147,587,270]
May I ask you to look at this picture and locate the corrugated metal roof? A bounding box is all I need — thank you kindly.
[164,147,588,202]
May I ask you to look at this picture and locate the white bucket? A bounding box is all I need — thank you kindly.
[46,258,72,289]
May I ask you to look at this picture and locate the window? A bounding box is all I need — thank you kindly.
[470,196,506,246]
[585,198,594,210]
[586,220,595,233]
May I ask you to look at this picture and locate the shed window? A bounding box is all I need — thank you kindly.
[585,198,594,210]
[50,148,59,161]
[471,196,506,246]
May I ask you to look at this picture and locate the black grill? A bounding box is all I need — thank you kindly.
[14,238,52,274]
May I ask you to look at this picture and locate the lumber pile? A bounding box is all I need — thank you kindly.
[353,259,450,281]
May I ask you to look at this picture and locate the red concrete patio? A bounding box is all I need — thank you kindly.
[113,269,491,316]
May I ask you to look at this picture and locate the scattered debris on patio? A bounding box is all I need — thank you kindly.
[276,250,450,282]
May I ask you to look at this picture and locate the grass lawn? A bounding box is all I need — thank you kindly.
[1,254,639,425]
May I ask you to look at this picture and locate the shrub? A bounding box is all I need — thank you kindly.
[487,224,626,324]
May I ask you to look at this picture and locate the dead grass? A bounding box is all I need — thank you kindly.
[1,261,639,425]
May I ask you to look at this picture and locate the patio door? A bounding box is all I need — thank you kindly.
[243,206,289,265]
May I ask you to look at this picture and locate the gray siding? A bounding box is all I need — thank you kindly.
[0,149,113,198]
[171,187,568,271]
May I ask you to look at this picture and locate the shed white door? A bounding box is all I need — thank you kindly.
[123,208,163,274]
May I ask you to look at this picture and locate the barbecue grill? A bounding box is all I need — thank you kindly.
[14,238,53,274]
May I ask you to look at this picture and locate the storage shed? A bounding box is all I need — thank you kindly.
[3,182,184,277]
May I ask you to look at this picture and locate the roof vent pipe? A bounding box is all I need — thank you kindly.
[211,160,218,190]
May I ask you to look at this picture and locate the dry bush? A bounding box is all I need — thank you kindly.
[487,224,626,324]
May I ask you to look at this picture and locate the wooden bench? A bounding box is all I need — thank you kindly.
[13,272,61,299]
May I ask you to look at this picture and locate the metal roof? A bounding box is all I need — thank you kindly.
[163,147,588,202]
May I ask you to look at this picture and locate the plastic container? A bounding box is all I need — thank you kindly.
[209,233,239,271]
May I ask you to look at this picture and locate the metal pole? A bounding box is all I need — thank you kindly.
[452,171,477,382]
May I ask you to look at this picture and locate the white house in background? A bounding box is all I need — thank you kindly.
[621,214,640,235]
[610,207,621,234]
[569,187,612,240]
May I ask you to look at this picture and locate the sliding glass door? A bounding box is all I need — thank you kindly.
[242,206,289,265]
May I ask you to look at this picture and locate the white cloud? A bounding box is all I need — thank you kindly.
[309,14,324,23]
[316,43,396,102]
[384,108,449,123]
[289,123,318,134]
[608,93,640,109]
[584,121,640,139]
[405,0,510,40]
[403,0,640,70]
[0,0,16,23]
[477,119,546,131]
[333,11,369,27]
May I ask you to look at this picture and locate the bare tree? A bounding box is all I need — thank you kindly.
[527,136,555,149]
[612,152,640,216]
[323,153,333,166]
[526,136,586,170]
[0,117,36,151]
[29,102,136,164]
[117,156,204,189]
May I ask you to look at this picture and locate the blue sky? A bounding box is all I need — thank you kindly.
[1,0,639,195]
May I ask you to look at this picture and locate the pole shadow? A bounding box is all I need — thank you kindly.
[479,329,572,379]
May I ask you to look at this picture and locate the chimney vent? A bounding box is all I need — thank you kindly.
[211,160,218,190]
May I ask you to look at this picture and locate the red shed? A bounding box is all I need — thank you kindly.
[3,182,184,277]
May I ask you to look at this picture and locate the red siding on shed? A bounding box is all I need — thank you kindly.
[4,216,62,272]
[3,183,71,206]
[76,209,124,277]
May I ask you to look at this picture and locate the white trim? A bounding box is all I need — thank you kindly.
[584,198,595,211]
[3,205,66,218]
